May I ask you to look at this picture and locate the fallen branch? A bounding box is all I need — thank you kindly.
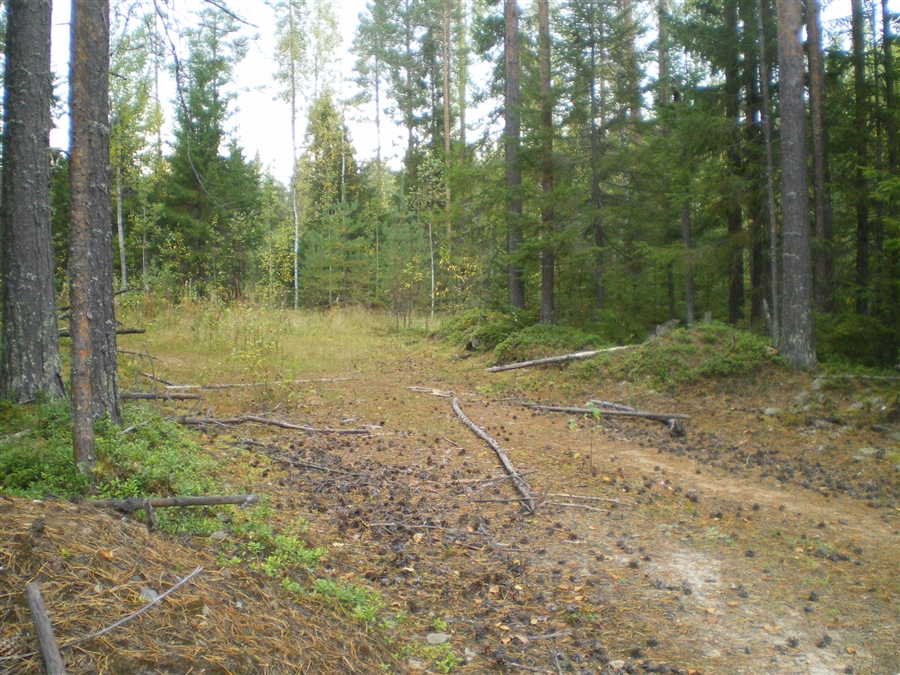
[60,328,145,338]
[161,377,351,390]
[549,501,608,513]
[24,583,67,675]
[406,386,454,397]
[449,470,536,485]
[119,350,158,360]
[586,399,687,437]
[175,415,376,434]
[486,346,631,373]
[520,401,688,421]
[451,398,535,514]
[120,392,202,401]
[89,494,258,512]
[546,492,632,506]
[60,567,203,648]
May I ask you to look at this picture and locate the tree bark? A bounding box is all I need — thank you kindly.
[538,0,554,324]
[852,0,870,314]
[776,0,816,369]
[69,0,119,472]
[0,0,66,403]
[807,0,833,313]
[757,0,780,346]
[504,0,525,310]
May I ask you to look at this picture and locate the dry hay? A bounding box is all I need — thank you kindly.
[0,496,391,675]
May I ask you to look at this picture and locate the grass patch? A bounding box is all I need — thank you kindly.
[493,323,610,364]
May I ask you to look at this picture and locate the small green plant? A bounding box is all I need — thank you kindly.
[432,617,448,632]
[311,578,384,625]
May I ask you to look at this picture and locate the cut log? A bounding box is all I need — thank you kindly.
[89,494,259,512]
[451,398,536,513]
[486,346,631,373]
[174,415,376,434]
[120,392,202,401]
[24,583,67,675]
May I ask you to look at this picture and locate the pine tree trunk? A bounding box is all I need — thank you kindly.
[69,0,120,471]
[0,0,65,403]
[504,0,525,310]
[538,0,554,324]
[589,1,605,313]
[776,0,816,369]
[757,0,780,346]
[724,0,744,324]
[442,0,453,243]
[807,0,833,313]
[852,0,870,314]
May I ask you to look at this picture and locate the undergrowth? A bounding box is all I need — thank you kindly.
[575,323,779,387]
[0,399,215,501]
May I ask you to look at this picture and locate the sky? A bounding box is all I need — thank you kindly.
[49,0,400,183]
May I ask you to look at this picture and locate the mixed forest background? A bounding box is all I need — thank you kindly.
[5,0,900,369]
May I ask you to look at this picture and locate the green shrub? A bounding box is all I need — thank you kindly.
[0,399,216,501]
[438,308,531,352]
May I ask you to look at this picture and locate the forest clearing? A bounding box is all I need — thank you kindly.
[1,307,898,675]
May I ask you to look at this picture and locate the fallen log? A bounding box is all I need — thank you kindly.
[120,392,202,401]
[175,415,376,434]
[586,399,687,437]
[24,583,67,675]
[451,398,536,514]
[89,494,258,512]
[486,345,631,373]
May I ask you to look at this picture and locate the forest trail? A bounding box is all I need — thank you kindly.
[195,328,899,675]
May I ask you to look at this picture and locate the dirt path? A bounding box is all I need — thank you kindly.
[221,342,898,675]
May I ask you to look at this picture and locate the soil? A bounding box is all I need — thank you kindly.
[2,332,899,675]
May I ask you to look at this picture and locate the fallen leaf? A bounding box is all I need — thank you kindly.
[412,533,424,544]
[488,585,499,594]
[501,636,511,644]
[845,647,856,655]
[513,635,529,645]
[98,548,115,561]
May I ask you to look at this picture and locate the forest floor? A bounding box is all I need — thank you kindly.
[2,309,899,675]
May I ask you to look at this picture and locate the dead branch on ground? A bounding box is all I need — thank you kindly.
[519,401,688,436]
[121,392,202,401]
[157,377,352,390]
[586,398,687,437]
[451,398,536,513]
[89,494,258,513]
[486,346,631,373]
[24,583,67,675]
[174,415,377,434]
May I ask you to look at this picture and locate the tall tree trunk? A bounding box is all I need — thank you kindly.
[776,0,816,369]
[757,0,780,345]
[69,0,120,471]
[456,0,468,146]
[724,0,744,324]
[807,0,833,313]
[115,162,128,291]
[884,0,898,175]
[852,0,870,314]
[442,0,453,241]
[681,201,696,325]
[0,0,65,403]
[504,0,525,310]
[589,0,605,313]
[538,0,554,324]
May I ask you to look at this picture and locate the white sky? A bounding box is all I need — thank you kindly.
[50,0,404,182]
